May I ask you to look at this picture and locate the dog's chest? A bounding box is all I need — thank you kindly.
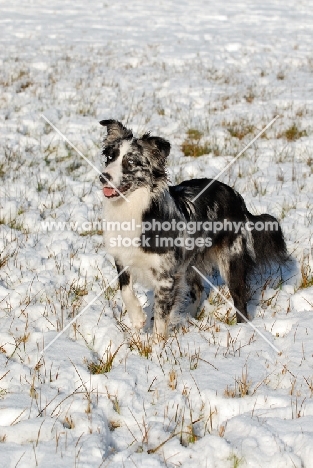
[103,188,161,287]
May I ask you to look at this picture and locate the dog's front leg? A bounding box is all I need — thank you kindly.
[116,262,147,330]
[153,277,178,342]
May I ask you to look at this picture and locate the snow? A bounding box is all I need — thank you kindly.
[0,0,313,466]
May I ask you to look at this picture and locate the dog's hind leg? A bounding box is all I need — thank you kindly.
[216,237,251,323]
[227,256,249,323]
[153,275,183,342]
[185,266,204,318]
[116,262,147,330]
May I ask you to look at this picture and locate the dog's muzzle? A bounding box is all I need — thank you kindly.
[100,173,130,198]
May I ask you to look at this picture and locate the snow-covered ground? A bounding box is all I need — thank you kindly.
[0,0,313,466]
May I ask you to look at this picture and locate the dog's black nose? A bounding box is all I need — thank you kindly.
[99,172,112,184]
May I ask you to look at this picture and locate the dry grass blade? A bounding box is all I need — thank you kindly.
[87,342,124,374]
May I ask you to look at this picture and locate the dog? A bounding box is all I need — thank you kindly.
[99,119,287,341]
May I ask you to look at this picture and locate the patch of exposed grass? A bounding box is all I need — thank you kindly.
[0,217,26,232]
[244,88,255,103]
[208,288,237,325]
[278,123,307,141]
[87,356,114,374]
[37,181,45,192]
[86,343,123,374]
[0,163,5,178]
[226,122,255,140]
[66,161,83,174]
[224,367,252,398]
[70,284,88,299]
[298,263,313,289]
[128,333,153,358]
[63,415,75,429]
[277,71,285,80]
[79,229,103,237]
[17,80,34,92]
[181,128,211,157]
[215,309,237,326]
[227,453,245,468]
[0,252,11,269]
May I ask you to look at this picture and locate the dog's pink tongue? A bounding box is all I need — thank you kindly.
[103,187,117,197]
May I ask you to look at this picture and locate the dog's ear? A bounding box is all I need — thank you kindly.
[141,134,171,159]
[99,119,133,144]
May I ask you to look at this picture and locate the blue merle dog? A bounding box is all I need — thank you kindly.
[99,120,287,341]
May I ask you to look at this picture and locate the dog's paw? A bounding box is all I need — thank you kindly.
[152,319,168,343]
[131,312,147,330]
[152,331,166,344]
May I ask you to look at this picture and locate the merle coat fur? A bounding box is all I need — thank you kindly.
[99,120,287,341]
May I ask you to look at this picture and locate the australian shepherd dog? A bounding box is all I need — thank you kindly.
[99,119,287,342]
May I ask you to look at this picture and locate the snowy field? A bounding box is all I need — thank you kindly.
[0,0,313,466]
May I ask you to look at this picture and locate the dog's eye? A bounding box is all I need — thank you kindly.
[104,155,112,164]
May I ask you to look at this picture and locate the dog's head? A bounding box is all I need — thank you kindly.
[99,120,170,200]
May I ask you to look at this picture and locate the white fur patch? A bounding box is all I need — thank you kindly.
[121,281,146,329]
[152,315,168,342]
[104,140,131,187]
[103,187,161,288]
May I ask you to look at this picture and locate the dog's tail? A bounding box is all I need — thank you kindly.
[247,212,288,266]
